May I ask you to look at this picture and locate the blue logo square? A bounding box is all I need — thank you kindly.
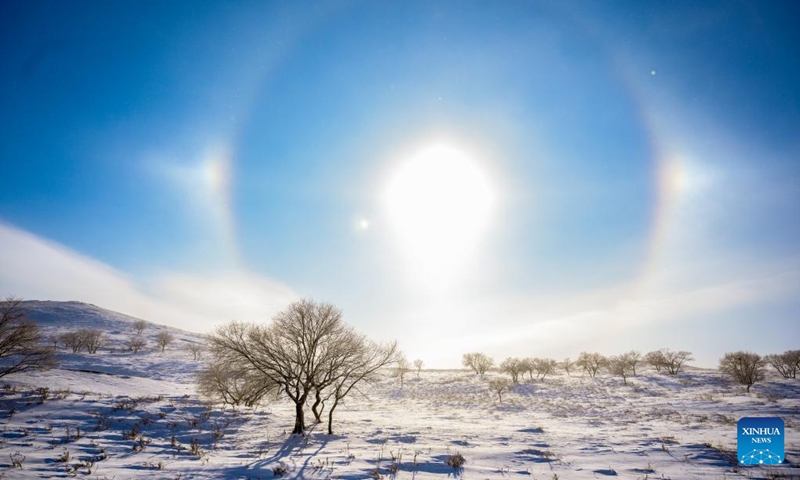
[738,417,784,465]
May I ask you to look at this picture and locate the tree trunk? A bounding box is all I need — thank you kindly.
[327,400,339,435]
[311,389,323,422]
[292,402,305,434]
[746,384,751,393]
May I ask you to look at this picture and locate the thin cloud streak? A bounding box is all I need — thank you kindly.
[386,263,800,368]
[0,221,297,331]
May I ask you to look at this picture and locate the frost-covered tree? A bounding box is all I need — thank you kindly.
[534,358,558,381]
[187,343,204,361]
[719,351,766,393]
[662,349,693,375]
[462,352,493,376]
[644,350,666,372]
[128,336,146,353]
[60,331,86,353]
[206,299,397,435]
[197,360,276,407]
[395,355,411,388]
[621,351,642,376]
[413,359,424,378]
[488,378,511,403]
[132,319,148,335]
[765,350,800,379]
[645,349,692,374]
[155,331,175,352]
[82,329,106,354]
[0,297,56,378]
[607,355,634,385]
[60,328,106,354]
[562,357,574,376]
[314,333,397,434]
[576,352,606,378]
[500,357,524,383]
[520,358,536,380]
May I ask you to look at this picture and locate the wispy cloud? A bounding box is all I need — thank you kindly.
[380,254,800,368]
[0,221,297,331]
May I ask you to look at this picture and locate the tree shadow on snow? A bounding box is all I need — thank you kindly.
[213,430,342,479]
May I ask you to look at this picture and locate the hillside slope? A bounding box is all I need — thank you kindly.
[19,300,207,384]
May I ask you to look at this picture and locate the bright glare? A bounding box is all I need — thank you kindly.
[384,143,496,286]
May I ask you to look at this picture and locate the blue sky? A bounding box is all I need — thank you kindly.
[1,1,798,367]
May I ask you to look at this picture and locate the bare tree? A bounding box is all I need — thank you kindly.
[0,297,57,378]
[534,358,557,381]
[576,352,606,378]
[500,357,524,383]
[187,343,204,361]
[132,319,148,335]
[395,355,411,388]
[59,328,106,355]
[82,329,106,354]
[301,326,397,429]
[644,350,666,372]
[413,359,424,378]
[317,334,397,434]
[521,358,536,380]
[197,360,277,407]
[607,355,634,385]
[563,357,574,376]
[462,352,493,376]
[621,351,642,376]
[719,351,766,393]
[155,331,175,352]
[207,299,381,435]
[60,331,86,353]
[128,336,146,353]
[765,350,800,379]
[662,349,693,375]
[488,378,511,403]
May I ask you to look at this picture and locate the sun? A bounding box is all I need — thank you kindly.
[383,143,496,285]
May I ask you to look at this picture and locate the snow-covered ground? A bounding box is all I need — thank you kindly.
[1,301,797,479]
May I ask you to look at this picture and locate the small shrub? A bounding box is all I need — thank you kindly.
[95,414,111,431]
[56,449,70,463]
[36,386,50,402]
[272,461,289,476]
[446,452,466,468]
[122,424,140,440]
[369,467,384,479]
[10,451,25,468]
[189,437,203,458]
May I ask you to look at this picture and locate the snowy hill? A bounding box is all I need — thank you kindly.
[20,300,206,384]
[20,300,205,344]
[0,301,797,478]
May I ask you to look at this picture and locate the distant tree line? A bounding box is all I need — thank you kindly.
[59,328,107,354]
[53,326,176,354]
[460,346,798,397]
